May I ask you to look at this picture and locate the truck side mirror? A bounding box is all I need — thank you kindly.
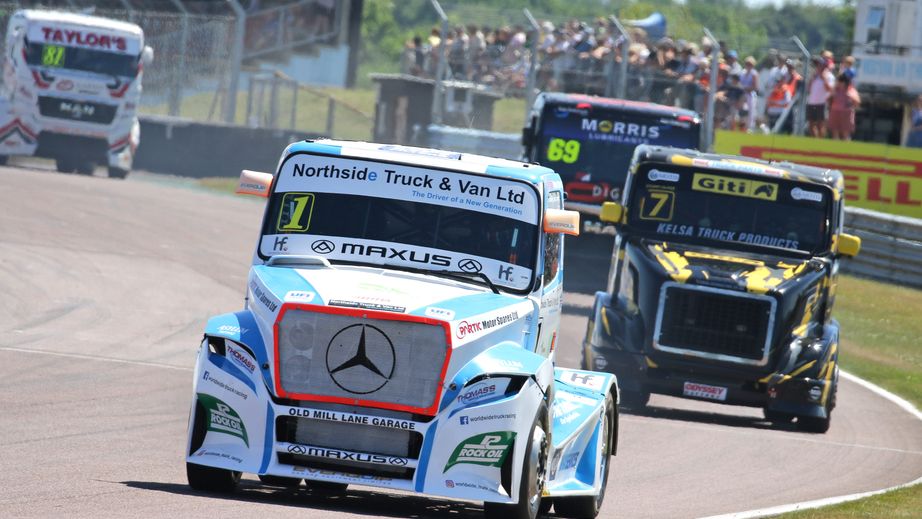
[236,169,272,197]
[600,202,624,225]
[521,126,533,149]
[141,45,154,66]
[544,209,580,235]
[838,233,861,257]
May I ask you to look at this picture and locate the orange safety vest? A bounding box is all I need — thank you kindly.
[767,80,796,112]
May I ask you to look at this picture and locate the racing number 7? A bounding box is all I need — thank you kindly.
[639,190,675,221]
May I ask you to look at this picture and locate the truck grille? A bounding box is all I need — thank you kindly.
[38,96,117,124]
[277,308,448,412]
[654,283,775,366]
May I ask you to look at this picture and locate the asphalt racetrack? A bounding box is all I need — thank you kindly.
[2,164,921,518]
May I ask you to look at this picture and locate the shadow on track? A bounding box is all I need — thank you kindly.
[620,404,798,432]
[121,480,486,518]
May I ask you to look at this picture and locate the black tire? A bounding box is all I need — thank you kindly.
[55,158,76,173]
[554,395,615,518]
[108,167,129,179]
[0,154,8,165]
[484,403,548,519]
[797,377,835,434]
[304,480,348,495]
[76,161,95,175]
[258,474,302,488]
[619,389,649,411]
[186,462,241,492]
[764,407,795,423]
[797,413,831,433]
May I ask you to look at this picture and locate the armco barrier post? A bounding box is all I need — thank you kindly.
[703,28,719,151]
[224,0,246,124]
[523,8,540,125]
[168,0,190,117]
[429,0,449,126]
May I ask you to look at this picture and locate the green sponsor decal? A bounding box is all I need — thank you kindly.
[444,431,516,472]
[198,393,249,447]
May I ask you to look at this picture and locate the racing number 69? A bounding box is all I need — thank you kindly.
[546,138,581,164]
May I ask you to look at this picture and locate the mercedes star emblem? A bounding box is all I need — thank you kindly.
[458,258,483,273]
[325,323,395,394]
[311,239,335,254]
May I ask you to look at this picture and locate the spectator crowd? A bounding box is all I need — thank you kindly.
[400,18,863,140]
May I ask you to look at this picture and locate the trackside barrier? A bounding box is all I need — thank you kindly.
[421,125,521,160]
[841,207,922,288]
[714,131,922,219]
[135,116,324,178]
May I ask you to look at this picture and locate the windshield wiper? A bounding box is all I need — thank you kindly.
[379,264,501,294]
[438,270,501,294]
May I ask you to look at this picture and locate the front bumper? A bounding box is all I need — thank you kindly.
[587,344,830,415]
[186,343,545,504]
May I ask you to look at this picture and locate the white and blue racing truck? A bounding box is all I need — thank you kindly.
[185,140,619,519]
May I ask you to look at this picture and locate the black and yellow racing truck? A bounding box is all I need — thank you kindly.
[582,145,861,433]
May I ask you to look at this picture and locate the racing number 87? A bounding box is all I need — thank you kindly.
[546,138,581,164]
[638,189,675,221]
[42,45,65,67]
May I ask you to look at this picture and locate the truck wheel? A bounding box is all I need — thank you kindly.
[258,474,302,488]
[108,167,129,179]
[554,395,615,518]
[186,462,241,492]
[484,404,548,519]
[619,389,649,411]
[76,161,95,175]
[763,407,794,423]
[304,480,348,495]
[797,413,831,433]
[55,158,76,173]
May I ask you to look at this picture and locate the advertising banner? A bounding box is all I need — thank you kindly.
[714,131,922,219]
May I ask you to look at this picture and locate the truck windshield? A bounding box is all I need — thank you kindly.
[260,153,541,292]
[536,103,700,204]
[627,163,831,255]
[24,41,139,78]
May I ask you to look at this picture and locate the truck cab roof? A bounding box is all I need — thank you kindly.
[633,145,844,197]
[537,92,700,121]
[16,9,144,39]
[285,139,559,187]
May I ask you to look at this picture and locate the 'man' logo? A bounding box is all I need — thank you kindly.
[692,173,778,201]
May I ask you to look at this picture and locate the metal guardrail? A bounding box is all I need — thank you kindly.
[843,207,922,289]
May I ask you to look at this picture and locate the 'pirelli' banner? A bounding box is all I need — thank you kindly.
[714,131,922,218]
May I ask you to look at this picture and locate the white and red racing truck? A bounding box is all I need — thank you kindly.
[0,10,152,178]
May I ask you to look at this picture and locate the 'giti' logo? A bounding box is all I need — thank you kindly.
[692,173,778,201]
[444,432,516,471]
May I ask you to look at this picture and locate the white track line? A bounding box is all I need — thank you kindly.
[0,346,192,371]
[702,370,922,519]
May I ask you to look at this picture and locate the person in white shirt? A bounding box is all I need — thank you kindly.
[806,56,835,138]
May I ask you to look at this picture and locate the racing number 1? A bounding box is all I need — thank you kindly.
[546,138,581,164]
[277,193,315,232]
[639,189,675,221]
